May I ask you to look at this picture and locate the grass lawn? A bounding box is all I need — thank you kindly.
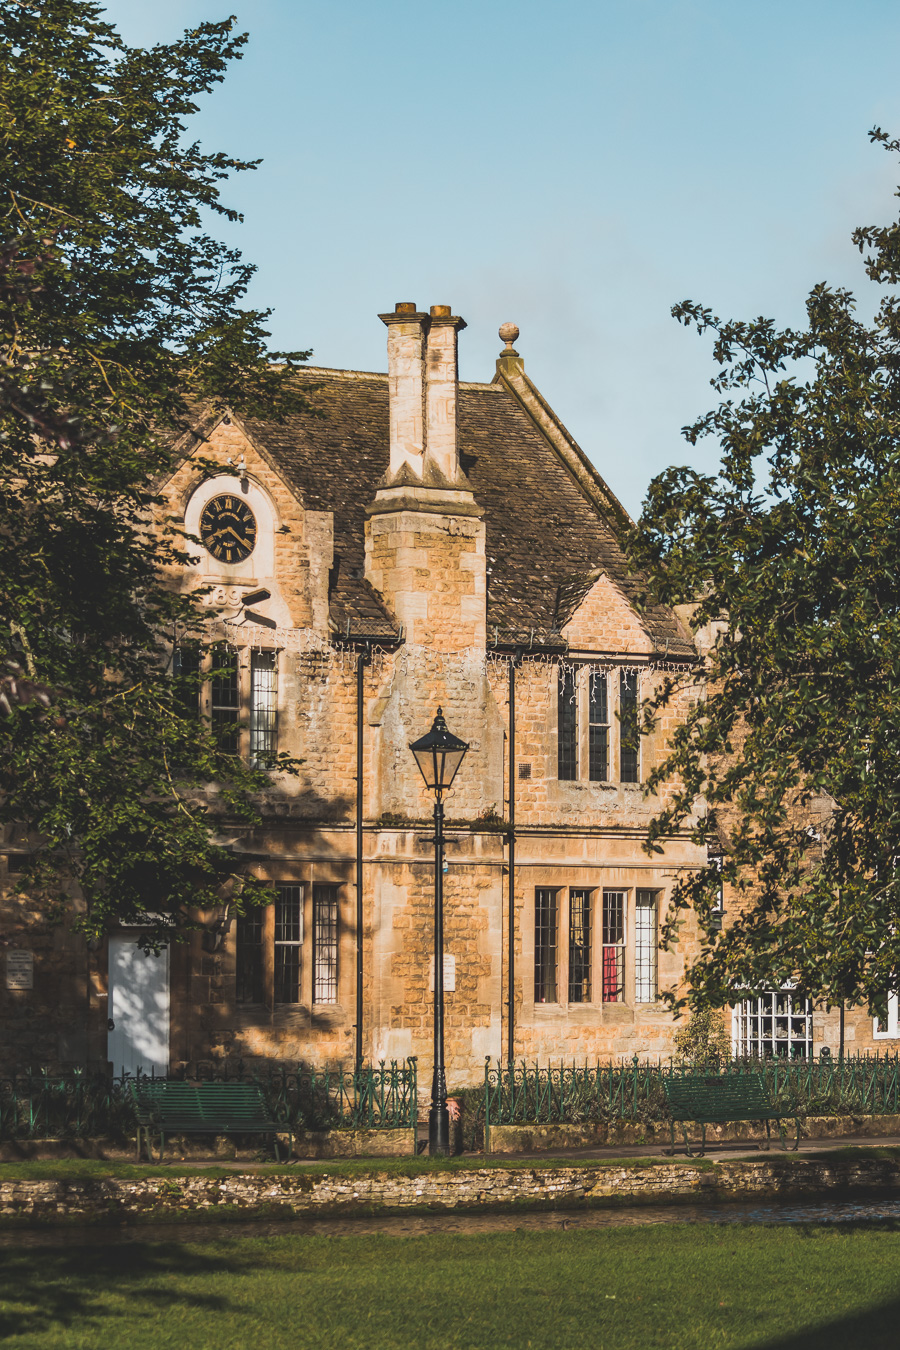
[0,1153,718,1183]
[8,1144,900,1184]
[1,1222,899,1349]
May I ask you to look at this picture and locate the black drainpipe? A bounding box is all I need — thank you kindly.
[355,643,371,1070]
[507,649,522,1064]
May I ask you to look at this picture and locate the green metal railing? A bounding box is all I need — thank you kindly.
[0,1059,418,1141]
[0,1070,135,1141]
[263,1059,418,1133]
[483,1053,900,1145]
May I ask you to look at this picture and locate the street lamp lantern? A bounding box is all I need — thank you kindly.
[409,707,469,1155]
[409,707,469,796]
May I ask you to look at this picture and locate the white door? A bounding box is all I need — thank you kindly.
[108,938,169,1077]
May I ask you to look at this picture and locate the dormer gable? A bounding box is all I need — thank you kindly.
[559,569,654,655]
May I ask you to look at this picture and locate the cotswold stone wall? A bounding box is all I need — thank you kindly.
[3,388,888,1081]
[3,1153,900,1225]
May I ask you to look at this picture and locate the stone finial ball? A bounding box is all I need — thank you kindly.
[499,322,520,346]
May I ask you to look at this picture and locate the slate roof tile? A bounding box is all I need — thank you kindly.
[227,367,694,657]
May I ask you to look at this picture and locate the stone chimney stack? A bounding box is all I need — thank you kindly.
[366,301,485,651]
[424,305,467,484]
[380,302,427,480]
[379,302,467,486]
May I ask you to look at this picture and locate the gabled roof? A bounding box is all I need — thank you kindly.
[554,567,690,656]
[172,365,693,657]
[242,367,692,657]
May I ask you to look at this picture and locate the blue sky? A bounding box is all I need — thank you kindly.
[103,1,900,516]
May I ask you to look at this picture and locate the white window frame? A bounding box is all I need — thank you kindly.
[634,889,659,1003]
[731,990,813,1058]
[874,992,900,1039]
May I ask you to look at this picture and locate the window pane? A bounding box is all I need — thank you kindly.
[733,991,812,1058]
[235,909,264,1004]
[250,651,278,766]
[274,885,302,1005]
[557,667,577,780]
[534,888,558,1003]
[635,890,658,1002]
[313,883,339,1004]
[619,671,639,783]
[602,890,626,1003]
[875,993,900,1038]
[588,670,608,781]
[568,889,592,1003]
[708,853,725,927]
[211,644,239,754]
[173,643,200,717]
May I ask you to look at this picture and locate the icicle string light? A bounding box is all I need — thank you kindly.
[196,621,695,686]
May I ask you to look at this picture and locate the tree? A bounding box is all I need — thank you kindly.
[630,129,900,1019]
[0,1,309,945]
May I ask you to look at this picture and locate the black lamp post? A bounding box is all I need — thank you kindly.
[409,707,469,1155]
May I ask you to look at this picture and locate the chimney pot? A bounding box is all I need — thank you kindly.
[430,305,451,318]
[395,301,418,315]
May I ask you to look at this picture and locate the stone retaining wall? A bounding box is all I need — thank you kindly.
[2,1153,900,1225]
[486,1113,900,1153]
[0,1127,415,1163]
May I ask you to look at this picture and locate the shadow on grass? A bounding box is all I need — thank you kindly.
[0,1239,248,1341]
[751,1294,900,1350]
[748,1219,900,1350]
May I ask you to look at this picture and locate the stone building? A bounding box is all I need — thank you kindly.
[0,304,885,1079]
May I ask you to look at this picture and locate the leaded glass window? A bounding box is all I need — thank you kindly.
[534,888,558,1003]
[602,889,626,1003]
[274,885,302,1005]
[557,668,577,780]
[568,889,592,1003]
[588,670,609,781]
[313,883,339,1004]
[172,642,201,718]
[211,644,240,754]
[235,908,264,1004]
[250,650,277,767]
[619,671,639,783]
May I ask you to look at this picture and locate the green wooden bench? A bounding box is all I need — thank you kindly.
[663,1072,801,1156]
[129,1081,291,1163]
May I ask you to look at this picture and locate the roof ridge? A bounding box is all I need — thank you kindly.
[298,366,388,381]
[296,365,500,393]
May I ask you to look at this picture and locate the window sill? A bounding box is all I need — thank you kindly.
[527,1002,636,1023]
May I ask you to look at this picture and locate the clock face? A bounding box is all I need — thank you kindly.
[199,494,257,564]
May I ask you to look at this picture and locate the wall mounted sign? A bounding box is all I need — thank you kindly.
[429,953,456,993]
[6,950,33,990]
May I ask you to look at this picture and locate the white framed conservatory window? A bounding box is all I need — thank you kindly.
[874,993,900,1038]
[732,990,813,1058]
